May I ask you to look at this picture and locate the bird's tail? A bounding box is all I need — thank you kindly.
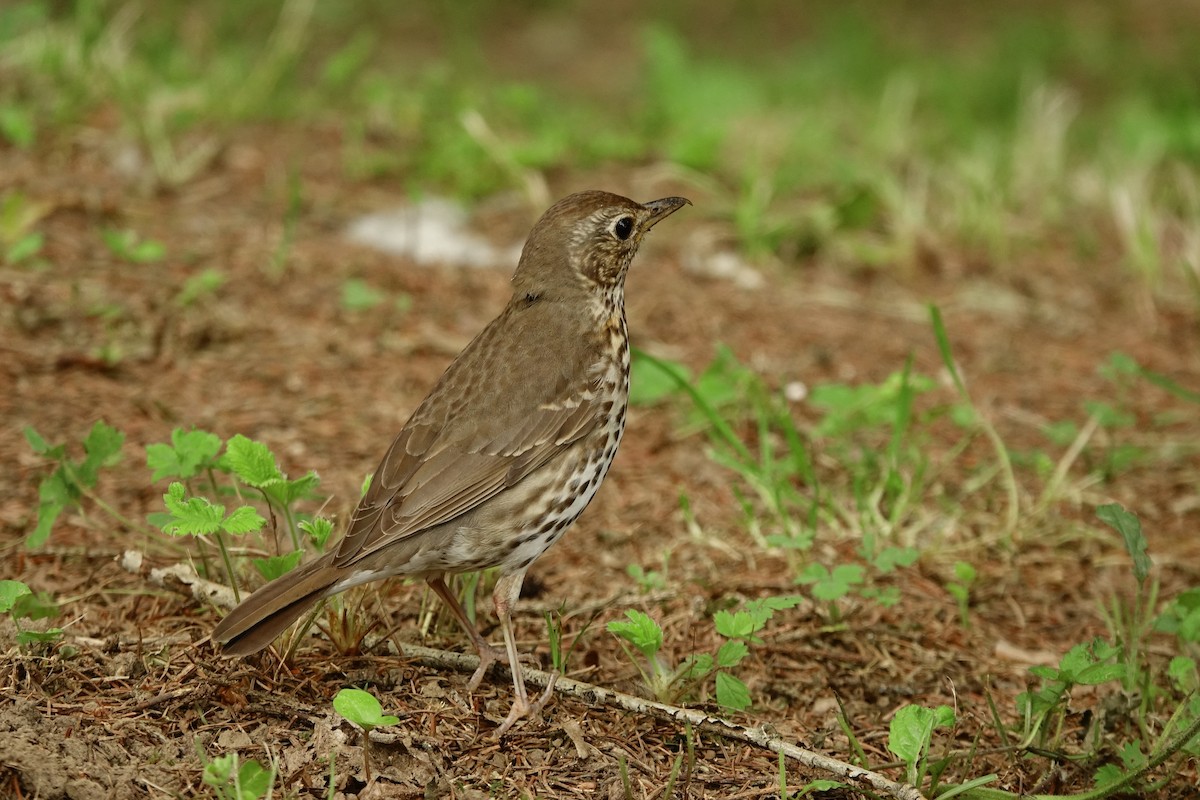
[212,553,344,656]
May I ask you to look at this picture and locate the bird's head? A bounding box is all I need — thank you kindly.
[512,191,690,298]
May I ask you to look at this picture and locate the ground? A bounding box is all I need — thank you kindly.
[2,123,1199,798]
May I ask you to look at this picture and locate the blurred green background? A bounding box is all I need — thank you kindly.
[2,0,1199,297]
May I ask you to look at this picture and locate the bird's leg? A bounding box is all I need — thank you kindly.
[492,570,556,736]
[425,575,506,691]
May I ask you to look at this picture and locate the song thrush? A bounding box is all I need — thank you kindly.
[213,190,690,733]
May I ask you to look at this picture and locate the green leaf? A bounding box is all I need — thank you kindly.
[161,482,225,536]
[23,426,54,456]
[235,758,273,800]
[28,497,65,549]
[17,629,63,646]
[888,704,936,765]
[874,545,919,572]
[222,505,266,535]
[341,277,385,311]
[1075,662,1126,685]
[7,231,43,264]
[1096,504,1151,584]
[175,268,226,306]
[1167,657,1197,691]
[1093,764,1124,789]
[300,517,335,549]
[252,551,304,581]
[715,670,751,711]
[810,563,865,601]
[333,687,399,730]
[716,639,749,668]
[629,351,692,405]
[0,105,35,148]
[1043,420,1078,447]
[264,471,320,506]
[798,780,846,794]
[203,754,236,787]
[12,590,59,621]
[683,652,714,678]
[713,609,754,640]
[606,610,663,660]
[224,435,285,488]
[146,428,223,481]
[83,421,125,464]
[101,228,165,263]
[0,580,32,613]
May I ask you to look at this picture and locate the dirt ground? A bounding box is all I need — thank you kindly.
[2,121,1199,799]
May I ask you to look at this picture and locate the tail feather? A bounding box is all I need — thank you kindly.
[213,554,344,656]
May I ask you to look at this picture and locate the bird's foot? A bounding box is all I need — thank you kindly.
[494,672,558,737]
[466,641,508,692]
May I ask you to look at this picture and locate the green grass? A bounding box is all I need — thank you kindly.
[2,1,1198,299]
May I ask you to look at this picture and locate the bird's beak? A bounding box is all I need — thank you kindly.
[642,196,692,228]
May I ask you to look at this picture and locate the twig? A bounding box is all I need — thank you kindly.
[142,561,238,610]
[396,642,927,800]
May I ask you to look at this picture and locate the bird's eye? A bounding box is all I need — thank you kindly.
[612,216,634,241]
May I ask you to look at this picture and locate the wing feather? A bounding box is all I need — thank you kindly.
[332,301,609,569]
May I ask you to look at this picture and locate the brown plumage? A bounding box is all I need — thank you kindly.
[213,190,689,733]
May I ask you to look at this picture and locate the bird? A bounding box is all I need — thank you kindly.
[213,190,690,734]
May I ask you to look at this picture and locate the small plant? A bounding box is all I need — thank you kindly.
[626,556,669,593]
[0,190,48,266]
[175,268,227,306]
[607,609,676,700]
[1017,637,1126,750]
[888,703,998,797]
[148,429,331,603]
[1097,503,1156,699]
[333,687,399,784]
[0,580,63,648]
[945,561,977,629]
[161,482,267,602]
[0,103,35,148]
[341,277,385,311]
[101,227,166,263]
[24,421,126,548]
[608,596,803,711]
[201,752,275,800]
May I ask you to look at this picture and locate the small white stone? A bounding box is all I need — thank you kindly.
[784,381,808,402]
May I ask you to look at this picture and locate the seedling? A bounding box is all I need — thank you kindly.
[24,421,126,548]
[101,227,166,263]
[0,104,34,148]
[333,688,399,783]
[148,429,331,605]
[175,268,227,306]
[945,561,977,629]
[341,277,385,311]
[626,557,668,593]
[201,752,275,800]
[1017,637,1126,750]
[0,190,48,266]
[888,703,998,798]
[609,596,803,711]
[0,580,63,649]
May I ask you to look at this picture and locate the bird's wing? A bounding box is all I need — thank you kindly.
[332,307,606,567]
[333,393,600,566]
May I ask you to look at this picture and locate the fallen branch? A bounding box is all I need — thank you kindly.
[142,560,238,610]
[396,642,927,800]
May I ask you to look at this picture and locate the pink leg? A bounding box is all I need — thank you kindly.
[425,575,506,691]
[492,570,556,736]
